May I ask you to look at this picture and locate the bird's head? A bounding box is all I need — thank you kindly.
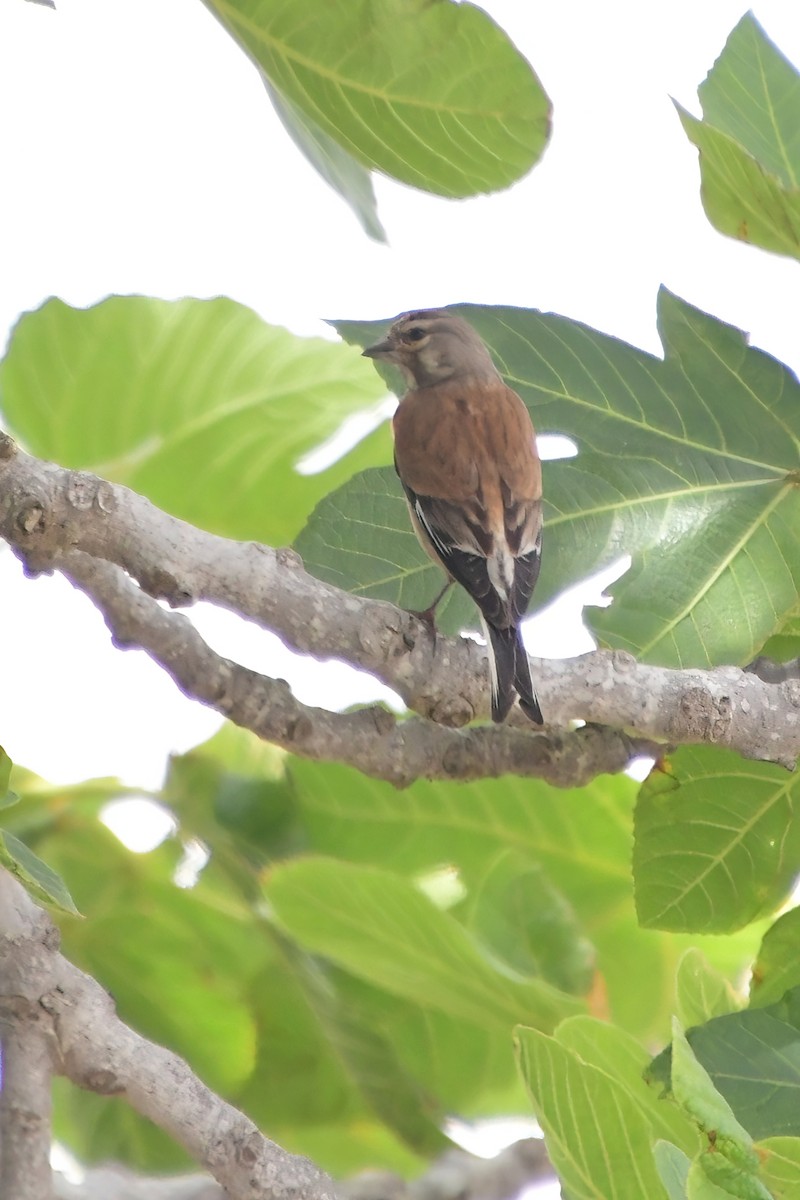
[362,309,498,388]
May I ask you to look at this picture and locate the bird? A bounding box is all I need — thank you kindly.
[362,309,543,725]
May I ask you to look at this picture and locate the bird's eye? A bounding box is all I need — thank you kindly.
[405,327,427,342]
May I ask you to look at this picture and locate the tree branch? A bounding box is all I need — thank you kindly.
[0,434,798,778]
[0,872,56,1200]
[53,1137,553,1200]
[0,870,335,1200]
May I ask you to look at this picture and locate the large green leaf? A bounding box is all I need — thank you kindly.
[264,857,583,1033]
[204,0,550,197]
[680,14,800,259]
[287,758,761,1041]
[634,747,800,934]
[264,76,386,242]
[324,292,800,669]
[0,297,390,544]
[516,1024,669,1199]
[294,464,479,634]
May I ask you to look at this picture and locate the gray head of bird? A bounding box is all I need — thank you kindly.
[362,309,499,388]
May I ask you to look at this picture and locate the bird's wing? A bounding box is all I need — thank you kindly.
[394,380,542,628]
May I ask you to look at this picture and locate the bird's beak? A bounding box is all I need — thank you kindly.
[362,337,394,359]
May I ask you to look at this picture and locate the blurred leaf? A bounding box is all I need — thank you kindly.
[164,724,303,881]
[52,1081,190,1173]
[264,77,386,241]
[289,960,450,1157]
[0,746,15,802]
[458,848,595,996]
[54,834,262,1098]
[331,291,800,668]
[0,297,390,545]
[264,857,583,1033]
[634,747,800,933]
[680,15,800,259]
[759,1136,800,1199]
[676,949,741,1028]
[516,1024,669,1199]
[290,757,762,1041]
[751,910,800,1008]
[655,1142,692,1200]
[0,830,79,914]
[205,0,550,197]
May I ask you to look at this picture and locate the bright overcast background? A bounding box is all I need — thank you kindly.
[3,0,800,1186]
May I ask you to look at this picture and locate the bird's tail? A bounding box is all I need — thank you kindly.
[513,629,544,725]
[483,620,543,725]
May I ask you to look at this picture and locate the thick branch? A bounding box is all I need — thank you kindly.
[54,1138,553,1200]
[60,549,651,787]
[0,435,798,774]
[0,871,334,1200]
[0,956,55,1200]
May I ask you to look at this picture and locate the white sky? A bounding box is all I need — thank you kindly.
[4,0,800,1186]
[2,0,799,791]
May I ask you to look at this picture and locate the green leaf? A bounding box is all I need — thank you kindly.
[164,724,303,883]
[0,297,390,544]
[655,1142,692,1200]
[751,910,800,1008]
[676,949,741,1028]
[205,0,551,197]
[759,1136,800,1199]
[0,830,79,914]
[331,292,800,669]
[290,757,762,1041]
[649,993,800,1143]
[515,1024,669,1199]
[634,746,800,933]
[294,465,476,634]
[667,1023,773,1200]
[52,1080,191,1173]
[264,77,386,242]
[0,746,14,799]
[291,963,450,1157]
[686,1158,771,1200]
[679,15,800,259]
[670,1019,758,1165]
[556,1017,699,1157]
[459,848,595,996]
[264,857,583,1033]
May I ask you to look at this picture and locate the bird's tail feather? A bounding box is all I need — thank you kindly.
[513,630,543,725]
[483,620,518,724]
[483,620,543,725]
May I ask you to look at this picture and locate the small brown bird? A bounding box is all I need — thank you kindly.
[363,309,543,725]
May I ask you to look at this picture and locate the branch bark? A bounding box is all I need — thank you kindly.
[0,870,335,1200]
[52,1137,553,1200]
[0,435,798,782]
[0,870,56,1200]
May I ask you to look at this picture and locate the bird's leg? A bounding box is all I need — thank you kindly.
[408,579,453,627]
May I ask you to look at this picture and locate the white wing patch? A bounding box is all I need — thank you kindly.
[415,500,449,555]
